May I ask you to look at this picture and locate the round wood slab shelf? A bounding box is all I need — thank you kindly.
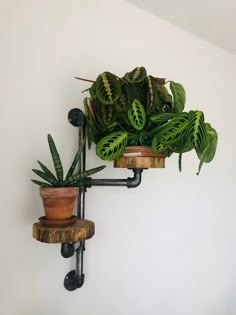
[114,156,165,168]
[114,146,166,168]
[32,219,95,244]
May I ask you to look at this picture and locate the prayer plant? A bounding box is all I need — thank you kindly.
[31,134,106,187]
[79,66,217,174]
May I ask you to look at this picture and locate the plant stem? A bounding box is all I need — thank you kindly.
[75,77,95,83]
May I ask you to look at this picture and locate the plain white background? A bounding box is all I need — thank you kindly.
[0,0,235,314]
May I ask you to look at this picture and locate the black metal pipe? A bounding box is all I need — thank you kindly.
[85,169,143,189]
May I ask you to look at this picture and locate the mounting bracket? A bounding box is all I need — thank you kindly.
[61,108,144,291]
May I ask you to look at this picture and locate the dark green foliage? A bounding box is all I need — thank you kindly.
[151,113,190,153]
[95,72,121,105]
[79,67,218,174]
[196,123,218,175]
[146,75,162,114]
[169,81,186,113]
[124,66,147,83]
[187,110,207,153]
[47,134,63,182]
[32,135,106,187]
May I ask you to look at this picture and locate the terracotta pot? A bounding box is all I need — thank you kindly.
[40,187,79,220]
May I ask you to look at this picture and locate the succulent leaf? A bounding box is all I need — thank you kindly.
[32,169,58,186]
[47,134,63,182]
[96,131,128,160]
[37,160,57,183]
[65,138,86,180]
[31,180,52,187]
[64,165,106,186]
[128,99,146,131]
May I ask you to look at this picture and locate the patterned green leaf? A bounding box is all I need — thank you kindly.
[158,85,173,112]
[170,81,186,113]
[196,123,218,175]
[89,81,97,98]
[151,113,190,153]
[96,131,128,160]
[146,75,162,114]
[124,67,147,83]
[47,134,63,182]
[96,72,121,105]
[150,113,175,124]
[128,99,146,131]
[187,110,207,153]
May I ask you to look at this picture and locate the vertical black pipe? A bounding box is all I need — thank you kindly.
[76,111,86,281]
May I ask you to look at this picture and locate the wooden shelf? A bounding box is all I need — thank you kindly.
[114,156,165,168]
[32,219,95,244]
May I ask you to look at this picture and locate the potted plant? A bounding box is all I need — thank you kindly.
[78,66,217,174]
[31,134,105,222]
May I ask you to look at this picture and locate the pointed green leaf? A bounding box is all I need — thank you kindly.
[64,165,106,186]
[47,134,63,181]
[37,160,57,183]
[31,180,52,187]
[32,169,58,186]
[65,138,86,180]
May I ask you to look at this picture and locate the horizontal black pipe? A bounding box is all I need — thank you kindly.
[86,169,143,189]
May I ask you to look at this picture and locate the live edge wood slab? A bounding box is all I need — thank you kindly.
[114,156,165,168]
[113,146,166,169]
[32,219,95,244]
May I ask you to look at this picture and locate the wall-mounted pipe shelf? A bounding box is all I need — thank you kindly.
[33,108,165,291]
[32,219,95,243]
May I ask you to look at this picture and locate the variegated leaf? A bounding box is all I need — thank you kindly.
[170,81,186,113]
[187,110,207,153]
[96,72,121,105]
[96,131,128,161]
[196,123,218,175]
[128,99,146,131]
[124,67,147,83]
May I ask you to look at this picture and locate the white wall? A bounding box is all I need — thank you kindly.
[1,0,236,314]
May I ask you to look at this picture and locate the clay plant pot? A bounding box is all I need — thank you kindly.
[40,187,79,220]
[114,146,166,169]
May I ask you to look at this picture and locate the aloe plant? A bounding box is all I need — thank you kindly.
[32,134,106,187]
[77,66,218,174]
